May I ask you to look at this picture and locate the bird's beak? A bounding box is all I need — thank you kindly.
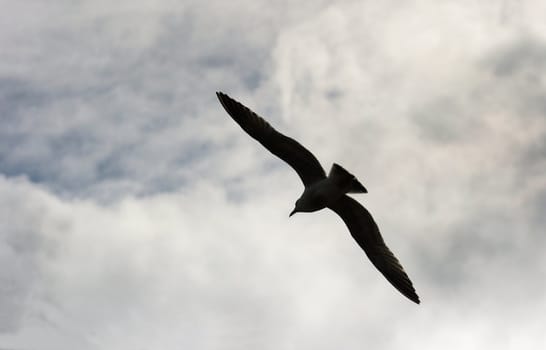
[289,208,297,217]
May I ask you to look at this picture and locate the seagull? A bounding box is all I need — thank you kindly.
[216,92,420,304]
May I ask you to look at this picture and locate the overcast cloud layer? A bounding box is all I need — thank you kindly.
[1,1,545,349]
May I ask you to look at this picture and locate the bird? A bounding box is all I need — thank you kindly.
[216,92,420,304]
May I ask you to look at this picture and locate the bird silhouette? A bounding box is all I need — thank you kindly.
[216,92,420,304]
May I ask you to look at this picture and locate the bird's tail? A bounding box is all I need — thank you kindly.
[328,163,368,194]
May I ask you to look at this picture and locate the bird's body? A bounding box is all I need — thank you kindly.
[216,91,420,304]
[293,163,366,214]
[297,177,339,212]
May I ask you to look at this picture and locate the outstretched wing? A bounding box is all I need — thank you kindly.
[217,92,326,186]
[328,195,420,304]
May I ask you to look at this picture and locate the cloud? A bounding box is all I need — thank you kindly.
[1,0,546,349]
[0,0,337,199]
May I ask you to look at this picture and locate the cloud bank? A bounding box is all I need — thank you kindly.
[1,0,545,349]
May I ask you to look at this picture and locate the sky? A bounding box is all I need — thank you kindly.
[1,0,545,349]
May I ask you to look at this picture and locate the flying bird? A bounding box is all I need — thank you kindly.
[216,92,420,304]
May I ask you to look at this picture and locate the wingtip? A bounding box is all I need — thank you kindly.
[216,91,228,99]
[405,290,420,304]
[216,91,231,111]
[216,92,235,108]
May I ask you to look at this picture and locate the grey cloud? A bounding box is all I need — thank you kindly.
[411,96,483,144]
[0,0,338,200]
[407,38,546,299]
[490,38,546,77]
[0,3,278,198]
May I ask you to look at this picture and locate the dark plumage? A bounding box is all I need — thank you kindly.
[217,91,420,304]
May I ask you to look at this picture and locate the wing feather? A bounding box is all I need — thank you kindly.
[328,195,420,304]
[217,92,326,186]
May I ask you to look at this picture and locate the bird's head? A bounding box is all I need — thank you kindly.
[289,199,303,217]
[288,197,309,217]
